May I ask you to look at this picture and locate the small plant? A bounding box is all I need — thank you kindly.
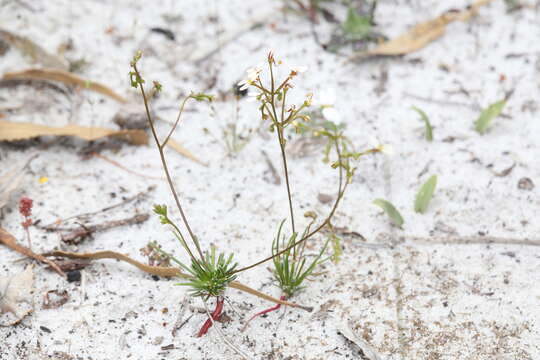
[130,53,240,338]
[140,240,172,267]
[18,197,33,248]
[130,50,389,344]
[238,51,386,329]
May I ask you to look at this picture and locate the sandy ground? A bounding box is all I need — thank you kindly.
[0,0,539,359]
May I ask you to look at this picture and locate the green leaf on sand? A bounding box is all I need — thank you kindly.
[475,100,506,134]
[414,175,437,213]
[373,198,404,227]
[411,106,433,141]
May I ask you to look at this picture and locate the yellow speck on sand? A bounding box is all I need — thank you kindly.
[38,176,48,184]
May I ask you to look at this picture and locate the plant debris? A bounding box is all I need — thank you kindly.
[60,213,150,244]
[42,289,69,309]
[166,138,207,166]
[0,28,69,70]
[0,120,148,145]
[349,0,494,61]
[42,250,311,309]
[0,227,65,277]
[517,177,534,191]
[0,265,34,325]
[140,241,172,267]
[3,68,127,103]
[338,320,382,360]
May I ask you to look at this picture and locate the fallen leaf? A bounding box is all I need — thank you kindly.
[338,320,382,360]
[414,175,438,214]
[167,139,207,166]
[349,0,494,60]
[3,68,127,103]
[0,28,68,70]
[0,265,34,325]
[0,120,148,145]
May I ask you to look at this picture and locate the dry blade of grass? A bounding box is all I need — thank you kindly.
[0,29,68,70]
[0,120,148,145]
[167,139,207,166]
[3,68,127,103]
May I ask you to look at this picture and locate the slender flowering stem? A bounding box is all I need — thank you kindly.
[233,136,347,275]
[131,62,204,263]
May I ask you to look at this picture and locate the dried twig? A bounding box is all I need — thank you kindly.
[41,250,311,309]
[0,227,65,277]
[40,185,155,230]
[406,235,540,247]
[60,213,150,244]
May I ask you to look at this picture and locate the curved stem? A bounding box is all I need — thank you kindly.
[233,136,346,274]
[133,64,204,262]
[162,95,191,148]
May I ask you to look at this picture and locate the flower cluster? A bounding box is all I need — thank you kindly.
[238,51,312,133]
[19,197,33,228]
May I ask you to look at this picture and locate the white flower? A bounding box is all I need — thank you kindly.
[290,65,308,75]
[369,136,394,156]
[317,88,336,106]
[247,89,261,102]
[316,89,340,122]
[238,64,263,90]
[322,107,340,122]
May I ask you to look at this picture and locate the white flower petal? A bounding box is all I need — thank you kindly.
[316,88,336,107]
[291,65,308,73]
[381,144,395,156]
[322,107,340,122]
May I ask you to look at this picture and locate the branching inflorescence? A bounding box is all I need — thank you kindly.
[130,50,388,339]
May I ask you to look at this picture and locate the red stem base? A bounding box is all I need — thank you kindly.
[197,296,225,337]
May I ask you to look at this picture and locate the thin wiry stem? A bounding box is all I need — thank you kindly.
[132,64,204,262]
[276,127,296,235]
[233,135,347,274]
[268,61,296,235]
[162,95,191,148]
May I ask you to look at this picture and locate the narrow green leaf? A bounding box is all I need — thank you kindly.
[475,100,506,134]
[411,106,433,141]
[373,198,404,227]
[414,175,437,213]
